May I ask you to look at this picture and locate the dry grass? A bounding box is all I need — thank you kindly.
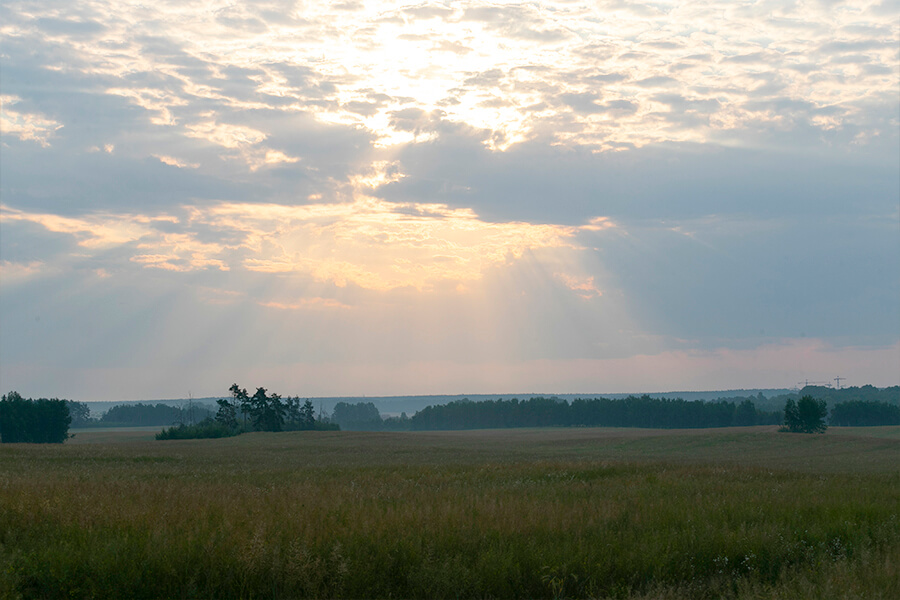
[1,426,898,598]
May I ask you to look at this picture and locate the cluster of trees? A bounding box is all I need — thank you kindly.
[215,384,287,432]
[781,396,828,433]
[0,392,71,443]
[158,384,338,440]
[215,384,331,432]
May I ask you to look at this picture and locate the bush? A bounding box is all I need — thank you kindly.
[155,418,242,440]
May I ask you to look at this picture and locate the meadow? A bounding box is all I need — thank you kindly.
[1,426,898,599]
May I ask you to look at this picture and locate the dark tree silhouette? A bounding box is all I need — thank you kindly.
[300,399,316,429]
[408,395,779,431]
[229,384,251,427]
[830,401,900,426]
[0,392,71,443]
[215,397,239,429]
[65,400,93,427]
[332,402,383,431]
[247,387,286,432]
[734,398,758,426]
[783,395,828,433]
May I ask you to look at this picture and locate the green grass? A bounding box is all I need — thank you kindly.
[1,426,898,598]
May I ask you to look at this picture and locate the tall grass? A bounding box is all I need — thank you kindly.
[1,427,898,598]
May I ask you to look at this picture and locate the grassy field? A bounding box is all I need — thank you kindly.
[1,426,898,599]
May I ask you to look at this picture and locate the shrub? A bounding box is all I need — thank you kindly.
[155,418,242,440]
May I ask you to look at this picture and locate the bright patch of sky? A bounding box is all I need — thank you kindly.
[1,0,898,400]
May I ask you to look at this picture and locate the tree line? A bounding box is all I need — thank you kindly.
[335,393,900,432]
[406,396,782,431]
[327,396,782,431]
[69,402,216,427]
[829,400,900,426]
[3,385,897,443]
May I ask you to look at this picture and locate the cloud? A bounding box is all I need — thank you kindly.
[155,154,199,168]
[1,205,151,249]
[555,273,603,300]
[5,0,897,156]
[35,16,106,39]
[185,121,267,148]
[259,298,352,310]
[375,132,899,225]
[1,193,600,293]
[591,213,900,347]
[0,260,46,284]
[0,95,63,146]
[460,5,571,42]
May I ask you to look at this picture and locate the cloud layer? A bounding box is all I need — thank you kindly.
[2,0,898,400]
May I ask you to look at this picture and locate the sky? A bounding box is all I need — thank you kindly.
[1,0,898,402]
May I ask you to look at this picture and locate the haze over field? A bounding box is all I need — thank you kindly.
[1,0,898,402]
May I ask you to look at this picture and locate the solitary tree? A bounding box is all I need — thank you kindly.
[783,395,828,433]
